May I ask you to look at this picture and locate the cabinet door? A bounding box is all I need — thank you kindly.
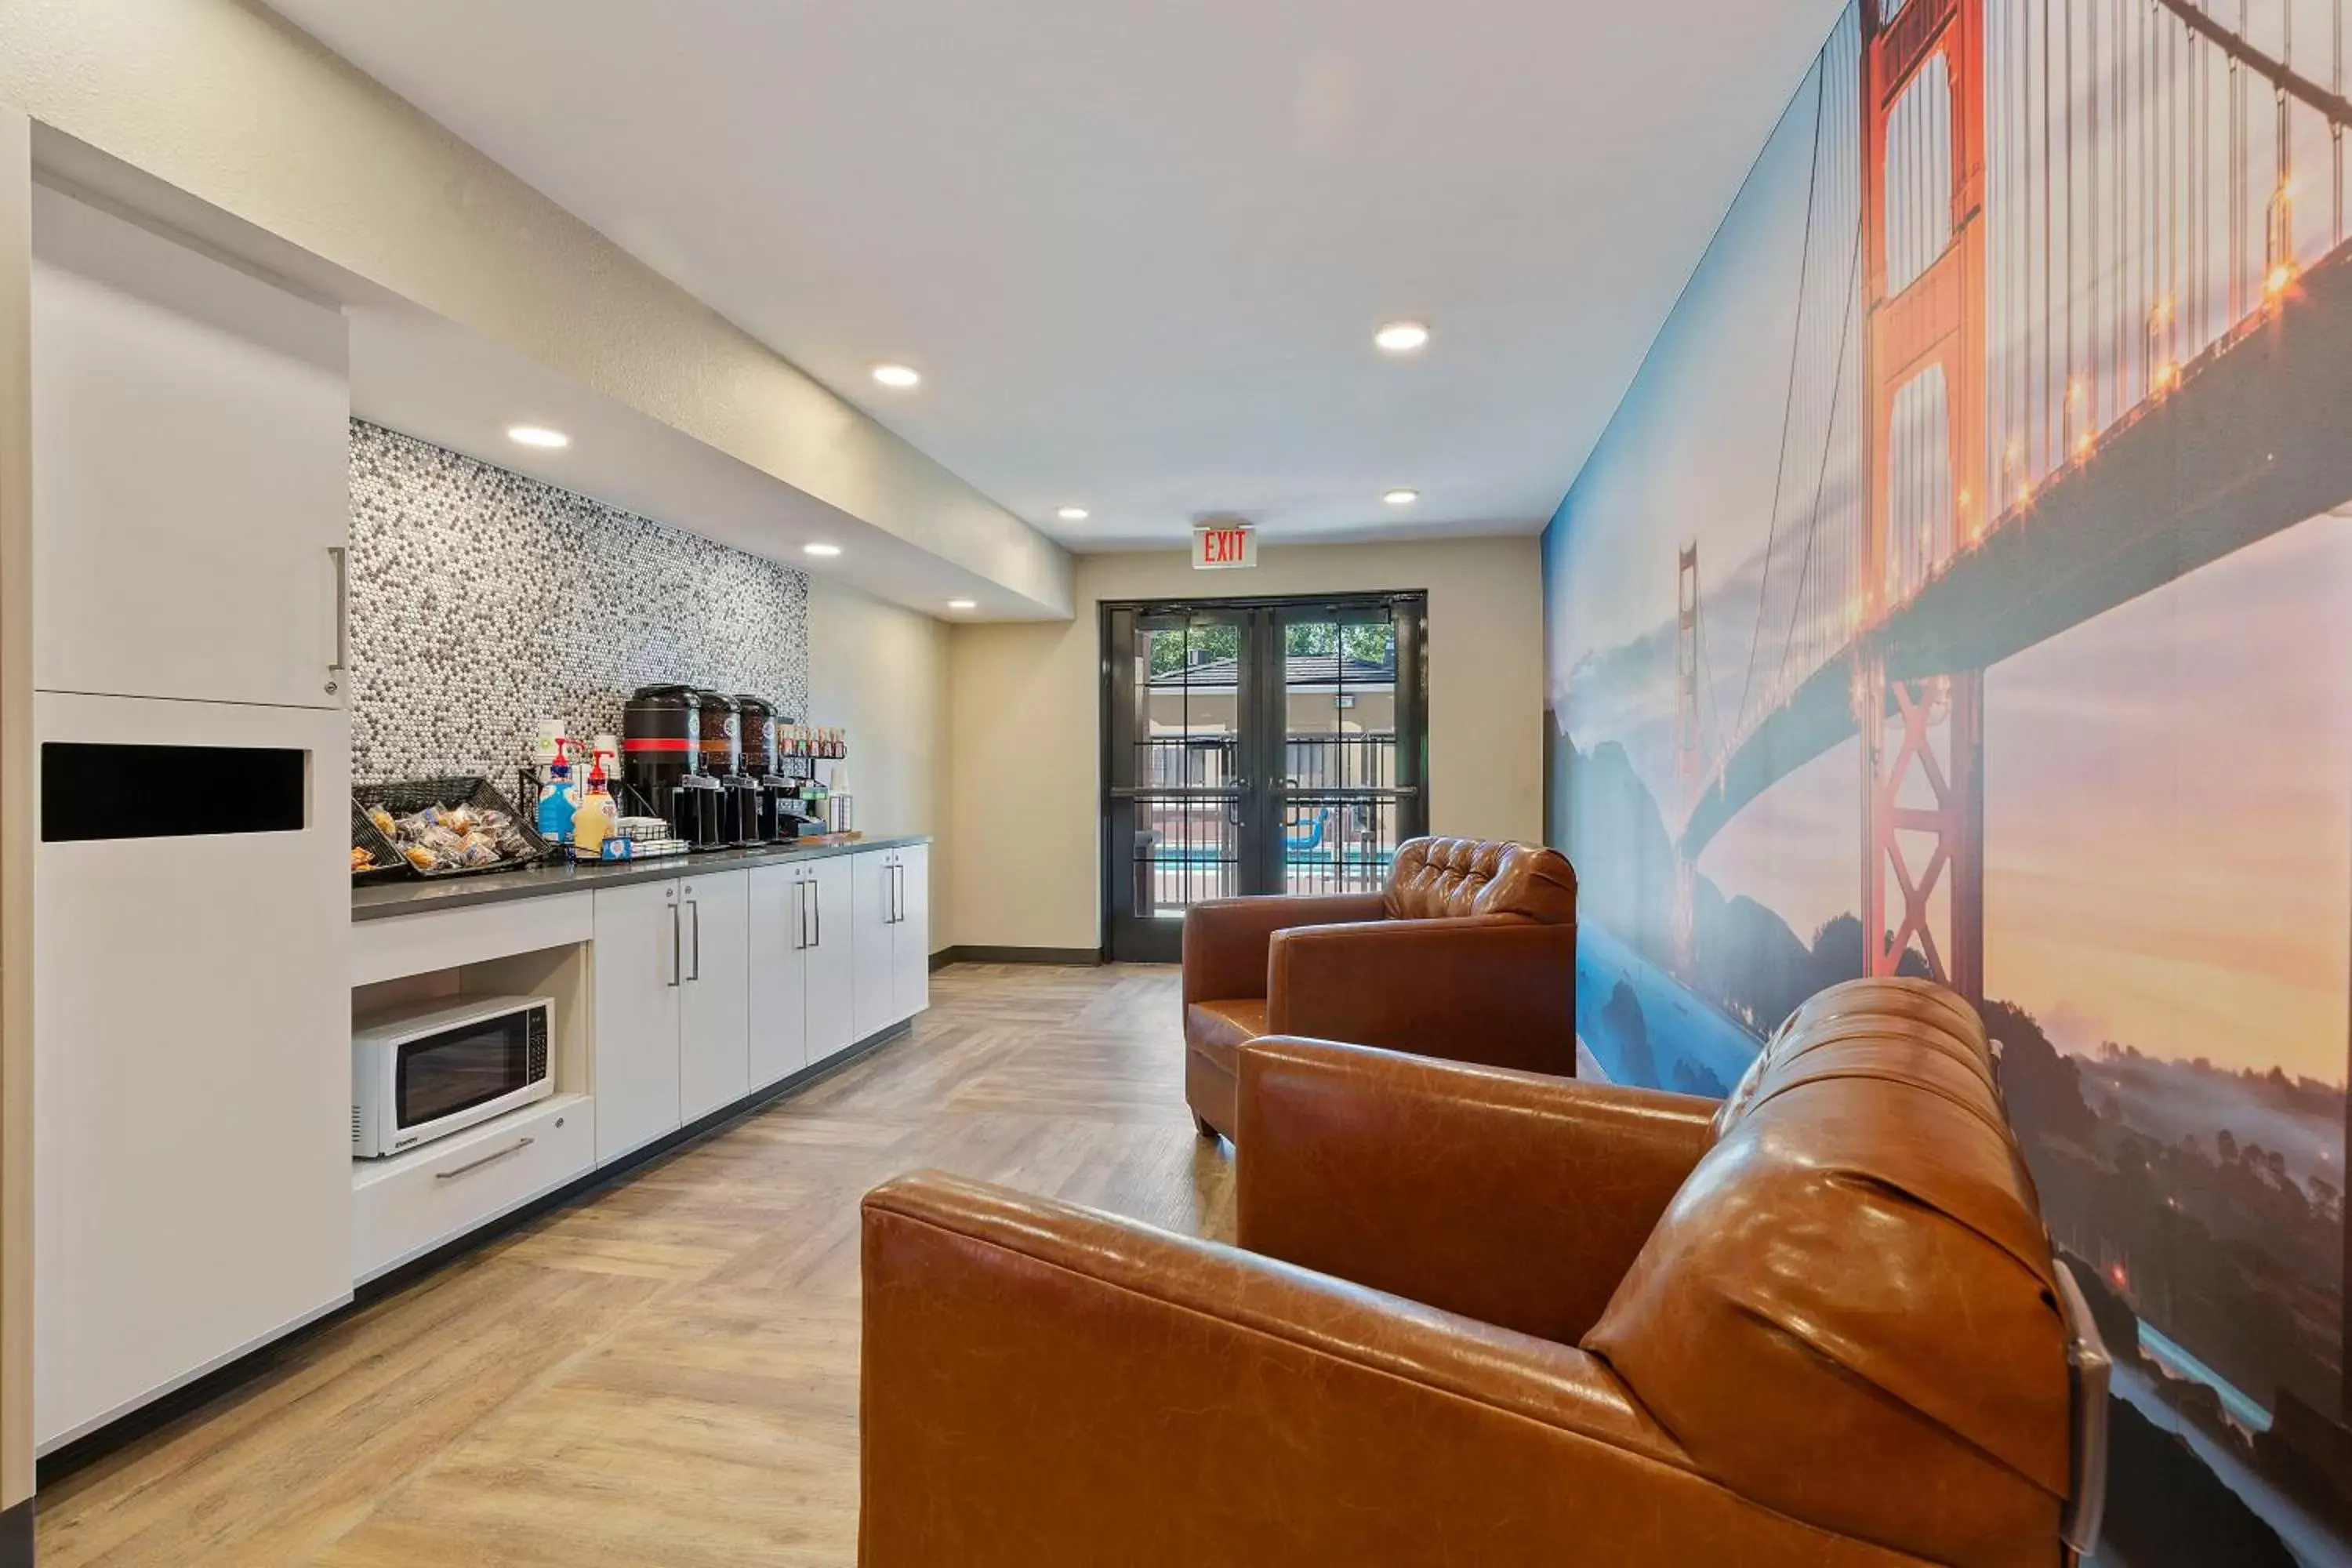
[34,694,351,1450]
[592,878,683,1163]
[678,870,750,1122]
[746,866,809,1090]
[851,850,902,1040]
[804,856,858,1062]
[892,844,932,1021]
[31,188,350,710]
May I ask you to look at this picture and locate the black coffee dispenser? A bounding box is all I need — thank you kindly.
[734,694,786,844]
[623,684,727,848]
[694,691,761,848]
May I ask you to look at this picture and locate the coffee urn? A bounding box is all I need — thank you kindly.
[624,684,725,848]
[693,690,760,847]
[734,694,787,844]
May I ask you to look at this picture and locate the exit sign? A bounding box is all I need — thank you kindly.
[1192,521,1257,570]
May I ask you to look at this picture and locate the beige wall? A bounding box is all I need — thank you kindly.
[808,579,951,953]
[946,535,1544,952]
[0,0,1070,616]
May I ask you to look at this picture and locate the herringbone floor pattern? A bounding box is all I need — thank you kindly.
[36,962,1225,1566]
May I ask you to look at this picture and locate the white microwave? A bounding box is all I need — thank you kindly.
[353,994,554,1159]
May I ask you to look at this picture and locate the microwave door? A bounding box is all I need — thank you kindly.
[394,1011,533,1142]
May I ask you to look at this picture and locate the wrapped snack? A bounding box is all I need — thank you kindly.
[367,786,541,876]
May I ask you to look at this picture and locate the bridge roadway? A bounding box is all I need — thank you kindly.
[1682,234,2352,857]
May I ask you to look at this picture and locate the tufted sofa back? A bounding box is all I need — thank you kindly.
[1582,977,2072,1566]
[1381,837,1577,924]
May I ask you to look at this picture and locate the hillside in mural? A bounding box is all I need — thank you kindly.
[1541,2,2352,1562]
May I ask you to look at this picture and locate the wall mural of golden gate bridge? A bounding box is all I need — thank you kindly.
[1544,0,2352,1559]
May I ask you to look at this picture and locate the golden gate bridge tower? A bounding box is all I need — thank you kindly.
[1859,0,1987,1001]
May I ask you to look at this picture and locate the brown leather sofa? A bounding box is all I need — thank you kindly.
[860,977,2106,1567]
[1181,835,1576,1139]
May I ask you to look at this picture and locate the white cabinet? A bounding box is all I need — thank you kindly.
[748,855,862,1084]
[352,1094,594,1285]
[34,693,352,1452]
[678,871,750,1121]
[852,845,931,1040]
[591,870,751,1160]
[31,186,349,710]
[805,855,858,1063]
[892,843,932,1021]
[747,864,811,1088]
[852,849,899,1042]
[591,878,683,1163]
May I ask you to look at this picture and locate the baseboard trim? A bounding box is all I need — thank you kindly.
[32,1017,916,1491]
[932,945,1103,969]
[0,1498,29,1568]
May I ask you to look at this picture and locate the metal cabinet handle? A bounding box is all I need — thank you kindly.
[797,877,813,951]
[667,901,681,987]
[686,898,702,982]
[327,545,350,688]
[814,880,822,949]
[435,1136,535,1181]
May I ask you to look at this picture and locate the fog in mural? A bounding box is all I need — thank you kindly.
[1541,1,2352,1560]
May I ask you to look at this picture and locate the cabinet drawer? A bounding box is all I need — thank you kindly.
[351,1094,593,1284]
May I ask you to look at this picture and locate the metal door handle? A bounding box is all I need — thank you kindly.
[435,1136,535,1181]
[686,898,702,981]
[327,544,350,682]
[894,862,906,924]
[793,877,808,951]
[667,902,681,987]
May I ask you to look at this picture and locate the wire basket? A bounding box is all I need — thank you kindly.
[353,776,554,879]
[349,799,408,884]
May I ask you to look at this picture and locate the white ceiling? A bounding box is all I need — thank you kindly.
[268,0,1841,550]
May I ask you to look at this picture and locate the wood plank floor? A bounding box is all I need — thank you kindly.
[36,963,1226,1566]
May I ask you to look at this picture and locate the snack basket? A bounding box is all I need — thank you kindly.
[353,776,555,880]
[349,799,409,884]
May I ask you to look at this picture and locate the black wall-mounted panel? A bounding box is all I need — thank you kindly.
[42,742,307,841]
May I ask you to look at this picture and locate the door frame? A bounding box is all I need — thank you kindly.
[1098,590,1430,962]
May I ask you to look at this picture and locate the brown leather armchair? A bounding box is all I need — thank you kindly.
[1181,835,1576,1139]
[860,978,2107,1567]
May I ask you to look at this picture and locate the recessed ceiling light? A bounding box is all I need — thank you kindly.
[1374,321,1431,354]
[507,425,570,448]
[871,363,922,389]
[1384,488,1420,506]
[1057,506,1090,522]
[804,543,843,557]
[947,598,978,611]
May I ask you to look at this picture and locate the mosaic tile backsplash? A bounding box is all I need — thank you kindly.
[348,419,811,783]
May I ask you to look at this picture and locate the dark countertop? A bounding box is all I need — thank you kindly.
[352,833,930,922]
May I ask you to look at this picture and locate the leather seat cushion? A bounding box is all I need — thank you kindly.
[1185,999,1269,1076]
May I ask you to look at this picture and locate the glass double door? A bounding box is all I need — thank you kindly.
[1102,594,1427,962]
